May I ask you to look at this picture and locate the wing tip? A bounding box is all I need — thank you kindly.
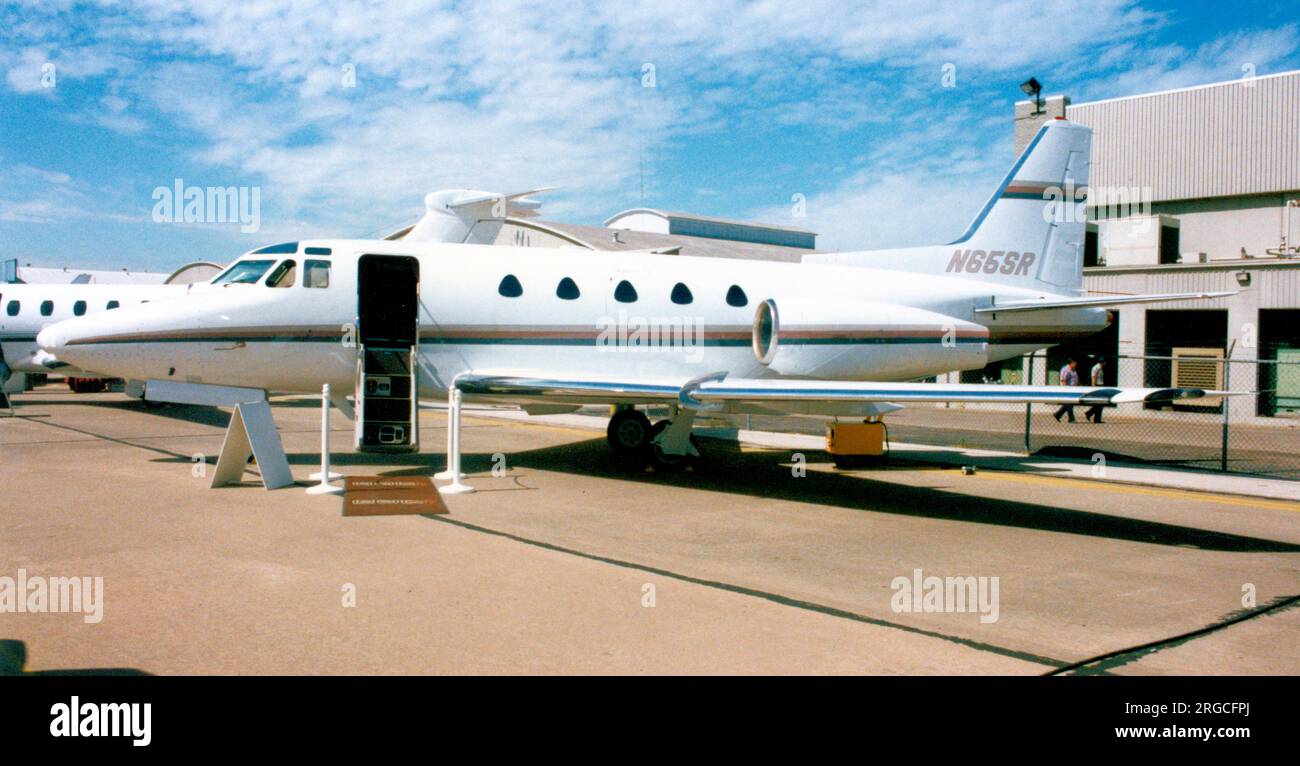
[1142,387,1206,403]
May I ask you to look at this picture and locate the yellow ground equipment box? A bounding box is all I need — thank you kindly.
[826,419,888,468]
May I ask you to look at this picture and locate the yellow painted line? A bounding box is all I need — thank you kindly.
[962,469,1300,512]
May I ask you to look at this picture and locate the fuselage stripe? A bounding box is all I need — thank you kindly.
[64,335,989,347]
[62,325,991,347]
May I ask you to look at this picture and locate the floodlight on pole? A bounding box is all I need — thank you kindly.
[1020,77,1043,116]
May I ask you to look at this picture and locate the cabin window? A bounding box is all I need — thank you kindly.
[265,259,297,288]
[73,300,87,316]
[614,279,638,303]
[726,285,748,307]
[556,277,580,300]
[498,274,523,298]
[304,246,332,256]
[304,260,331,289]
[5,300,18,316]
[106,300,120,310]
[40,300,54,317]
[213,259,275,285]
[671,282,693,305]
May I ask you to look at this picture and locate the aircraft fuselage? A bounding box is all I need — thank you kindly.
[37,240,1109,401]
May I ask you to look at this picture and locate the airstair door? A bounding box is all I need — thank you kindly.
[355,254,420,452]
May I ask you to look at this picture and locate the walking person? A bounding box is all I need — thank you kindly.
[1054,358,1079,422]
[1085,358,1107,423]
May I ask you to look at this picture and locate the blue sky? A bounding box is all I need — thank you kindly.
[1,0,1298,272]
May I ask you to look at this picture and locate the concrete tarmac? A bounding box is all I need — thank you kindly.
[2,386,1298,674]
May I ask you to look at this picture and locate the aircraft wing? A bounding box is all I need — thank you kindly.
[455,372,1214,413]
[975,291,1235,314]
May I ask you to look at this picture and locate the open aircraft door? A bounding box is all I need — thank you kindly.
[355,254,420,452]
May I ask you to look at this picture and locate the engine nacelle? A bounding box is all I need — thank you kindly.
[751,297,988,379]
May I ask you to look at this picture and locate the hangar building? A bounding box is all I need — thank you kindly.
[1000,71,1300,421]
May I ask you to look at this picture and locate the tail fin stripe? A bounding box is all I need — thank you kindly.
[1002,181,1059,198]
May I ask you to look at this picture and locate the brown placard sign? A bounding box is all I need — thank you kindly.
[342,476,448,517]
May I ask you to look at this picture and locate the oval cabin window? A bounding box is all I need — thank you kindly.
[614,280,638,303]
[726,285,748,307]
[556,277,580,300]
[498,274,523,297]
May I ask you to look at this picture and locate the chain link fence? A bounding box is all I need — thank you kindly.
[1021,352,1300,479]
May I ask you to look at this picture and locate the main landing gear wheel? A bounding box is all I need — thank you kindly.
[647,420,699,472]
[607,408,652,462]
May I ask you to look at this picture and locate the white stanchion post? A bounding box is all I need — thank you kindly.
[309,382,343,482]
[437,387,474,495]
[306,383,344,495]
[433,384,466,481]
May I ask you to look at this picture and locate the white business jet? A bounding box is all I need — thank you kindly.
[1,188,544,399]
[37,120,1230,472]
[0,283,195,395]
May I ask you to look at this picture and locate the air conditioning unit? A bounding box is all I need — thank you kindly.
[1171,347,1224,409]
[1100,215,1180,266]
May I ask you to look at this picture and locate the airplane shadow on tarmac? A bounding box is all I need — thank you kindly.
[134,425,1300,554]
[429,437,1298,555]
[26,394,1291,572]
[17,397,234,429]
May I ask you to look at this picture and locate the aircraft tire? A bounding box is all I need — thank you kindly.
[606,408,652,461]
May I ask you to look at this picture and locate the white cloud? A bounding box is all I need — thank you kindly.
[3,47,53,93]
[745,106,1009,251]
[0,163,142,224]
[1094,25,1300,98]
[0,36,136,94]
[1,0,1296,258]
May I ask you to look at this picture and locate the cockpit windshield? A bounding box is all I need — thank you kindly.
[212,259,276,285]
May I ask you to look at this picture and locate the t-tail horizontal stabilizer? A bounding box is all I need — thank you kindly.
[388,187,558,244]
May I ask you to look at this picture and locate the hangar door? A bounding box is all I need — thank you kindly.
[1260,309,1300,416]
[1144,309,1227,412]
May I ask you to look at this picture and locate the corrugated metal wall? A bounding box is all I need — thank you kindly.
[1085,265,1300,309]
[1255,266,1300,308]
[1068,72,1300,202]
